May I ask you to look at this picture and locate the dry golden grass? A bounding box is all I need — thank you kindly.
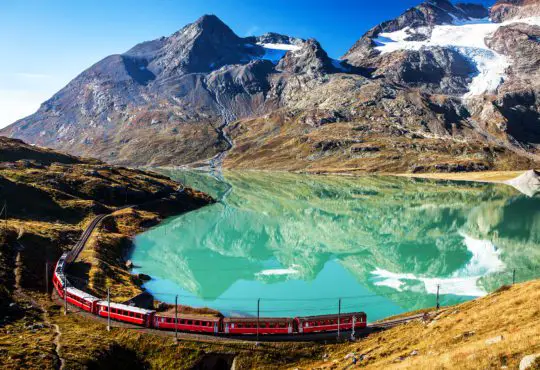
[290,279,540,370]
[3,281,539,369]
[395,170,535,183]
[1,292,322,369]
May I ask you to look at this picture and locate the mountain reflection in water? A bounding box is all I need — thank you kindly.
[131,170,540,321]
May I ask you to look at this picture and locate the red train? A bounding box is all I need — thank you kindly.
[53,252,367,336]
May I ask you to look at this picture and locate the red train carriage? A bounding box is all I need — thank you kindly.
[223,317,294,335]
[52,252,70,297]
[97,301,155,327]
[153,314,222,333]
[65,287,100,313]
[295,312,367,334]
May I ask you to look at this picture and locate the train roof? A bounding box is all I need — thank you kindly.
[296,312,366,320]
[223,317,293,323]
[155,313,222,321]
[66,286,100,302]
[97,301,155,315]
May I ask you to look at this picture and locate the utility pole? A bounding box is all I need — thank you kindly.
[512,269,516,285]
[63,275,68,315]
[1,201,7,231]
[45,261,49,296]
[175,295,178,343]
[351,315,356,341]
[256,298,260,344]
[436,284,440,310]
[337,298,341,340]
[107,287,111,332]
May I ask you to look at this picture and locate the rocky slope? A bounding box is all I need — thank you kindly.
[1,1,540,173]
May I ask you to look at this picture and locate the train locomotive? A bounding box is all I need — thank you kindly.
[53,252,367,336]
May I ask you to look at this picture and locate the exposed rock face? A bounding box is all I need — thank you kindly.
[486,23,540,145]
[1,3,540,173]
[372,47,476,94]
[277,39,338,76]
[491,0,540,22]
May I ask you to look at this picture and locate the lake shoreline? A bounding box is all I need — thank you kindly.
[130,169,540,321]
[155,166,534,184]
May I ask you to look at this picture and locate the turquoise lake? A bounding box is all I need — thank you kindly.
[131,170,540,321]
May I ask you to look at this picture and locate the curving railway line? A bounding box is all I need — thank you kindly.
[53,208,429,341]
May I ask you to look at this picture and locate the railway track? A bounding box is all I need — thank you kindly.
[59,202,433,343]
[68,205,135,263]
[67,213,108,263]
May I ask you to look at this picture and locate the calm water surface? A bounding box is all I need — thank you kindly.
[131,171,540,321]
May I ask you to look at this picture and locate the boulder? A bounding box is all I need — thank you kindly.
[138,273,151,281]
[485,335,504,345]
[520,353,540,370]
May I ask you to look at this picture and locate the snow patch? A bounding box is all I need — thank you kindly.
[257,267,299,276]
[505,170,540,197]
[254,43,302,64]
[371,233,505,297]
[373,17,540,96]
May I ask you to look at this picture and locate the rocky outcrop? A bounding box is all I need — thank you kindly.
[277,39,339,76]
[371,47,476,94]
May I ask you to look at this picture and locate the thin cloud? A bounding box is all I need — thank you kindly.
[244,25,260,37]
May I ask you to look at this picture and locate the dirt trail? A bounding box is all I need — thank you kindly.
[13,246,66,370]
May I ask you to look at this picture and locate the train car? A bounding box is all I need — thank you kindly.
[295,312,367,334]
[52,252,69,297]
[65,286,100,313]
[97,301,155,327]
[223,317,294,335]
[153,314,222,333]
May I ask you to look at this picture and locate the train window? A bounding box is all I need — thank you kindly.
[187,320,192,325]
[195,321,200,326]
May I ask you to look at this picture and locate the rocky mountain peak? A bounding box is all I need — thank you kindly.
[158,14,248,74]
[277,39,339,75]
[246,32,304,47]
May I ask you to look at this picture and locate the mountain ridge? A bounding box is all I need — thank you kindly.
[2,1,540,172]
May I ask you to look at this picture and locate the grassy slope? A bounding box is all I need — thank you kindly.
[0,137,212,310]
[289,280,540,370]
[2,280,539,369]
[224,112,539,175]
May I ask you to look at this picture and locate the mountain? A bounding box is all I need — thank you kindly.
[2,3,540,173]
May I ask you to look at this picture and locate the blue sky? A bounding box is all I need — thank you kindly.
[0,0,491,128]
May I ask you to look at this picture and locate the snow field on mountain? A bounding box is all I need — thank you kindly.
[256,42,301,63]
[374,17,540,96]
